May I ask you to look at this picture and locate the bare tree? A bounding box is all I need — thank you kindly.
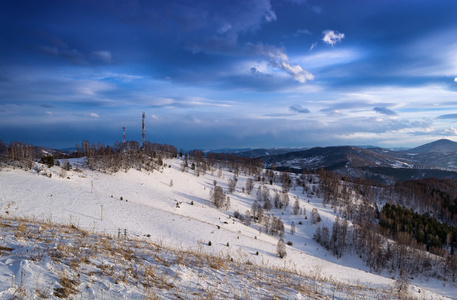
[311,208,321,224]
[277,238,287,258]
[281,192,290,208]
[245,178,254,194]
[251,201,264,223]
[228,174,237,193]
[293,196,300,215]
[211,185,228,209]
[263,197,272,211]
[395,268,410,297]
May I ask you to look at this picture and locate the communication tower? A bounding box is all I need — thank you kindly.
[142,111,145,146]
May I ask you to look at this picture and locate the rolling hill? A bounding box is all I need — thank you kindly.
[0,155,455,299]
[258,139,457,183]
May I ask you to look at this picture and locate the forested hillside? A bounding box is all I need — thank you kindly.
[1,140,456,298]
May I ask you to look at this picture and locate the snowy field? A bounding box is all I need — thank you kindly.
[0,158,455,299]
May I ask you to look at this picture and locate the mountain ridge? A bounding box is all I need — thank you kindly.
[256,139,457,183]
[407,138,457,154]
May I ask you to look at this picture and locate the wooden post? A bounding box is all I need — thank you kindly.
[91,181,93,193]
[100,205,103,221]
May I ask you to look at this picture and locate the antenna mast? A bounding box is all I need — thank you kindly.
[142,111,145,146]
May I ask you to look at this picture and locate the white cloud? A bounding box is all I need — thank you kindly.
[250,43,314,83]
[309,42,317,51]
[91,50,112,63]
[454,77,457,82]
[322,30,345,46]
[76,81,113,96]
[265,9,277,22]
[97,72,142,82]
[88,113,100,118]
[295,29,311,36]
[153,97,175,106]
[217,24,232,34]
[185,97,232,107]
[275,61,314,83]
[46,111,53,115]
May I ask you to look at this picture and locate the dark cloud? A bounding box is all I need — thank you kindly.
[59,49,87,65]
[374,107,398,116]
[250,67,270,77]
[125,0,277,55]
[289,104,310,114]
[35,33,88,65]
[2,0,457,150]
[320,101,384,113]
[436,114,457,119]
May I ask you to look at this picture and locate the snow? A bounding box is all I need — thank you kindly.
[1,159,455,299]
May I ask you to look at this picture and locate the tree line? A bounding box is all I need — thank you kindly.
[315,168,457,282]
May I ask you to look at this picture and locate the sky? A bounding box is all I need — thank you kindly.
[1,0,457,150]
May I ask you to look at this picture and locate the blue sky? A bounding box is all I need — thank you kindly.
[1,0,457,150]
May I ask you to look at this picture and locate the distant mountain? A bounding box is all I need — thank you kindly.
[208,148,308,158]
[35,146,72,158]
[258,139,457,183]
[57,146,78,152]
[406,139,457,154]
[261,145,414,172]
[206,148,253,154]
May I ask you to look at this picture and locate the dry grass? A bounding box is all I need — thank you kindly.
[53,272,79,298]
[0,214,430,300]
[0,245,13,253]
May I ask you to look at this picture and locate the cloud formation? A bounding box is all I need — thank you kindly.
[35,32,88,65]
[289,104,310,114]
[91,51,112,63]
[247,42,314,83]
[3,1,457,149]
[88,113,100,118]
[164,0,277,53]
[322,30,345,46]
[436,113,457,119]
[373,107,398,116]
[39,46,87,65]
[250,67,270,77]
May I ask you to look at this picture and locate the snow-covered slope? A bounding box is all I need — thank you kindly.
[0,159,455,299]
